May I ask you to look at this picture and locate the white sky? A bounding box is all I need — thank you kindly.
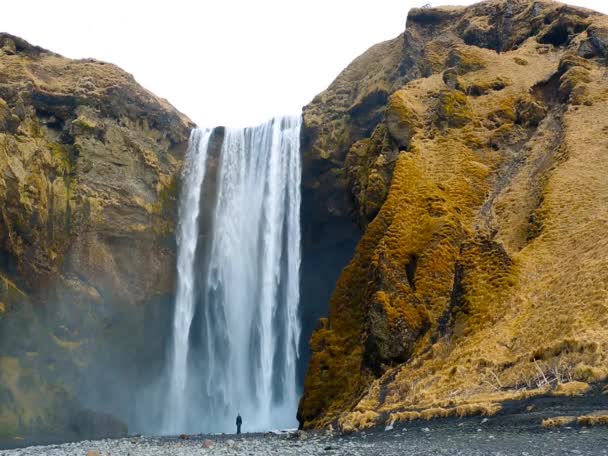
[2,0,607,127]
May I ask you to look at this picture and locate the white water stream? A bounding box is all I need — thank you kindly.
[164,116,302,434]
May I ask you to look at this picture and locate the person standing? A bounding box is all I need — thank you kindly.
[236,413,242,434]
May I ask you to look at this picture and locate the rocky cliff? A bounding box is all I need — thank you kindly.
[2,0,608,443]
[298,0,608,431]
[0,33,192,441]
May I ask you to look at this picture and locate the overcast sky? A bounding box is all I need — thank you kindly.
[2,0,607,127]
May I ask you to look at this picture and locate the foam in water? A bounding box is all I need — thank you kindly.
[163,116,302,434]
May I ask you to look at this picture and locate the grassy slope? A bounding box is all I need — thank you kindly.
[300,15,608,430]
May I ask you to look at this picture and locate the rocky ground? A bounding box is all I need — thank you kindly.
[2,416,607,456]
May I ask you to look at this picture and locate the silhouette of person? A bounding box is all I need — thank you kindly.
[236,413,242,434]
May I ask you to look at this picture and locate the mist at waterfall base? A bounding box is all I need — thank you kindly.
[52,113,345,439]
[161,116,303,434]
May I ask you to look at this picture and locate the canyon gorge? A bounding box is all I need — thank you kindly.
[1,0,608,447]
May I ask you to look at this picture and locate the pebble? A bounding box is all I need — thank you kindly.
[1,424,606,456]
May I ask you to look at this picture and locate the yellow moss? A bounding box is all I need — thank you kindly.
[301,35,608,429]
[301,123,491,427]
[0,301,5,314]
[487,96,518,125]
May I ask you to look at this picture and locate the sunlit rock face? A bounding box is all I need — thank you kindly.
[298,0,608,431]
[0,32,192,441]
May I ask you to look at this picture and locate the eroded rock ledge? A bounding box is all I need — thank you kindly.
[298,0,608,431]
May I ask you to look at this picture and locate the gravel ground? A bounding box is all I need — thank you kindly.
[3,388,608,455]
[2,419,607,456]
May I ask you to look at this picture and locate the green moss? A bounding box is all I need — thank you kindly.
[149,175,180,236]
[157,175,179,213]
[71,116,98,133]
[50,143,71,176]
[447,48,487,74]
[435,90,473,128]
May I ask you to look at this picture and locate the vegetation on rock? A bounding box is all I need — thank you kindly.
[299,0,608,432]
[0,32,192,441]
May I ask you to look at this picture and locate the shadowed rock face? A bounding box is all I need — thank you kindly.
[298,0,608,431]
[0,33,193,440]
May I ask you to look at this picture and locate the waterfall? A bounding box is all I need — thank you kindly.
[164,128,213,433]
[163,116,302,434]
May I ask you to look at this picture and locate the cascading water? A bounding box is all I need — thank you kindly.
[163,116,302,434]
[164,128,213,433]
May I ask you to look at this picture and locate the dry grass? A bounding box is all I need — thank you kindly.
[541,413,608,429]
[301,3,608,429]
[552,381,590,397]
[338,410,380,433]
[389,411,421,423]
[387,401,501,428]
[542,416,576,428]
[577,415,608,426]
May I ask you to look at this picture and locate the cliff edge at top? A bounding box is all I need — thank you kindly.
[298,0,608,431]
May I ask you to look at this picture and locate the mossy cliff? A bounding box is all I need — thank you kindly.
[0,33,192,441]
[298,0,608,431]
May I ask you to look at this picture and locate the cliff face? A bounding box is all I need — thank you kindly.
[299,0,608,430]
[0,33,192,440]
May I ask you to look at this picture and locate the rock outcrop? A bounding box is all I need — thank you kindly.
[298,0,608,431]
[0,33,192,440]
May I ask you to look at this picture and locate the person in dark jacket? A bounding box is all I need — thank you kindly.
[236,413,242,434]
